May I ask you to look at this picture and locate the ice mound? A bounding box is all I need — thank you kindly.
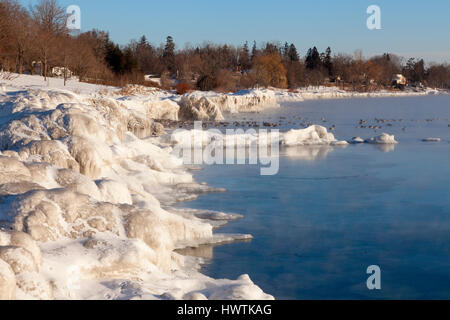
[350,137,365,144]
[177,89,279,121]
[167,125,345,149]
[0,82,272,300]
[118,97,180,121]
[0,258,16,300]
[281,125,346,146]
[207,275,275,300]
[0,99,167,179]
[209,89,279,113]
[365,133,398,144]
[0,230,49,300]
[179,95,225,121]
[0,89,81,117]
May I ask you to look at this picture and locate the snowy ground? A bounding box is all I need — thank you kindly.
[0,74,442,300]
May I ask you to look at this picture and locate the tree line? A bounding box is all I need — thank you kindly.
[1,0,449,91]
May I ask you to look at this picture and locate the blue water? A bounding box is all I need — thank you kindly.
[181,95,450,300]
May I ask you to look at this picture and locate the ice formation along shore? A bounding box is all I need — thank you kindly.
[0,74,406,300]
[0,77,276,300]
[168,124,346,148]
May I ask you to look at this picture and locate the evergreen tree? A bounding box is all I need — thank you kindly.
[264,43,279,55]
[139,35,148,47]
[404,58,425,83]
[243,41,249,55]
[305,46,321,70]
[323,46,333,76]
[287,43,299,62]
[283,42,289,59]
[163,36,176,72]
[123,46,137,73]
[104,41,125,74]
[241,41,251,70]
[414,59,425,82]
[251,40,257,60]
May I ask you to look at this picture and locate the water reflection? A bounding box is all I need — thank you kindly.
[281,145,333,161]
[177,239,253,261]
[371,144,396,153]
[281,143,395,162]
[177,245,215,260]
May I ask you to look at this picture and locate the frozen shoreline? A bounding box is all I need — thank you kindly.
[273,85,444,103]
[0,74,435,300]
[0,75,275,300]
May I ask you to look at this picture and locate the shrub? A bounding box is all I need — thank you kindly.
[175,82,192,95]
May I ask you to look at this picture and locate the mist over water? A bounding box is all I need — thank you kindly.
[180,95,450,299]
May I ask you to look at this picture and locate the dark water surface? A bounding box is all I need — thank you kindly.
[182,95,450,299]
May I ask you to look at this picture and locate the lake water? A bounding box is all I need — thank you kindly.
[181,95,450,299]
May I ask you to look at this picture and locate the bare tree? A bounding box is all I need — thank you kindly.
[427,64,450,88]
[31,0,66,34]
[31,0,67,79]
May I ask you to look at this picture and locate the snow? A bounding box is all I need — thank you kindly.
[0,74,111,95]
[0,74,274,300]
[365,133,399,144]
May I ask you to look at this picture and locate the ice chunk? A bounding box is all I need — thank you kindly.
[350,137,365,144]
[177,89,279,121]
[365,133,398,144]
[208,274,275,300]
[179,95,225,121]
[422,138,441,142]
[0,246,38,274]
[281,125,341,146]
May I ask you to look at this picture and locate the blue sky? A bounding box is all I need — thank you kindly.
[20,0,450,63]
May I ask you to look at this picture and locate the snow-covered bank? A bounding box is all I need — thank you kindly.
[174,86,444,121]
[0,75,273,300]
[2,74,446,122]
[274,85,444,103]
